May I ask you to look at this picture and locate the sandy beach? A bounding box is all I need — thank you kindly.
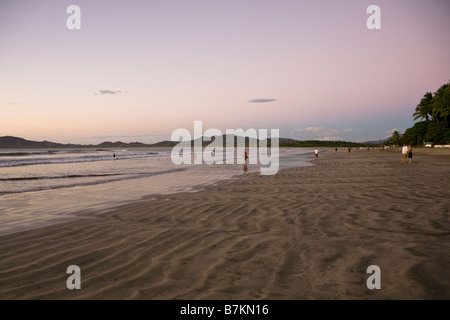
[0,147,449,300]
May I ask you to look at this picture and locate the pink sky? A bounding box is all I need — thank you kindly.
[1,0,449,143]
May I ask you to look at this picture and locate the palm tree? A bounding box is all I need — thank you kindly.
[438,84,450,127]
[431,83,450,125]
[392,130,401,145]
[413,92,433,122]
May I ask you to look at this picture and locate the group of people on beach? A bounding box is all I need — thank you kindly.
[315,145,414,165]
[171,145,413,174]
[401,144,413,164]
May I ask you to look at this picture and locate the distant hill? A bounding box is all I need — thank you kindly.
[0,136,154,149]
[96,141,151,148]
[277,139,376,148]
[0,135,381,149]
[0,136,81,149]
[147,140,178,147]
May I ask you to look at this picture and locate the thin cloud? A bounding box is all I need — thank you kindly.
[247,98,277,103]
[95,90,126,95]
[291,127,353,141]
[385,128,400,135]
[320,136,342,141]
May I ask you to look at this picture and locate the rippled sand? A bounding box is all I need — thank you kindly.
[0,147,449,299]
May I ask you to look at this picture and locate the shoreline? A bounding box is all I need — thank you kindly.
[0,148,313,236]
[0,147,449,299]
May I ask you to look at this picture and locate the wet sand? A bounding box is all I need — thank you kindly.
[0,147,449,299]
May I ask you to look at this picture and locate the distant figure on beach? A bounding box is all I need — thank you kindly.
[314,148,319,158]
[335,147,337,152]
[408,145,413,164]
[348,146,351,153]
[243,150,248,172]
[401,145,408,163]
[113,153,116,159]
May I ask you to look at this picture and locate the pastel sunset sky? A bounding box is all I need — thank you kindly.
[1,0,449,144]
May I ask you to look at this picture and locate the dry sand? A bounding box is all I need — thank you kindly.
[0,147,449,300]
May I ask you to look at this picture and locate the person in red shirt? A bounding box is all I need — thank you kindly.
[243,151,248,172]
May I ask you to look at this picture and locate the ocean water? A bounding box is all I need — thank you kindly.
[0,147,314,235]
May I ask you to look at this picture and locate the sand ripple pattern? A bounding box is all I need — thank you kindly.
[0,148,449,299]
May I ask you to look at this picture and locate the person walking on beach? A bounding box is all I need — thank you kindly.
[401,144,408,163]
[408,145,413,164]
[314,148,319,158]
[243,150,248,172]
